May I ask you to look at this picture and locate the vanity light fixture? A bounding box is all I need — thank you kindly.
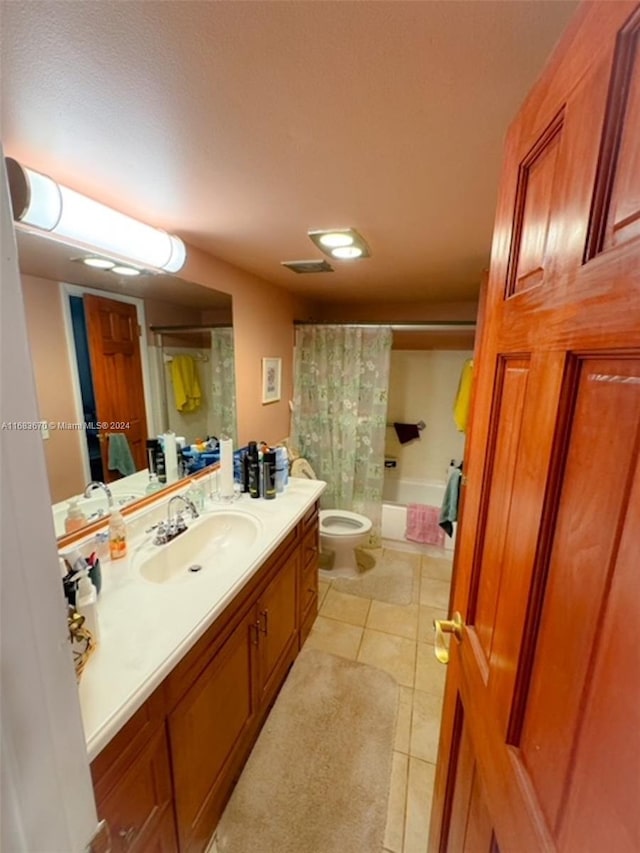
[5,157,187,273]
[308,228,370,260]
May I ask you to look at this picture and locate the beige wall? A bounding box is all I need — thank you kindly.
[21,275,86,502]
[385,349,472,484]
[184,245,315,446]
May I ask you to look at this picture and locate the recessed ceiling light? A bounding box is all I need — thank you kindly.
[331,245,364,260]
[318,232,354,249]
[111,265,141,277]
[308,228,370,259]
[82,257,115,270]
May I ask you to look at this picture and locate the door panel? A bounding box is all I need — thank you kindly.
[84,294,147,480]
[430,4,640,852]
[519,358,640,831]
[472,358,530,665]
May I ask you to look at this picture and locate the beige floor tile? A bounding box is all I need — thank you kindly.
[415,643,447,695]
[384,751,408,852]
[317,580,330,608]
[358,629,416,688]
[394,686,413,754]
[319,588,371,626]
[410,690,443,763]
[419,577,451,610]
[404,757,436,853]
[367,601,419,641]
[304,615,363,660]
[417,605,448,645]
[420,555,453,583]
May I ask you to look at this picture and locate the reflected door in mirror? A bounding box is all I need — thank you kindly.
[84,294,147,481]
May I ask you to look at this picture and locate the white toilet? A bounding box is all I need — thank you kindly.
[319,509,372,578]
[290,458,372,578]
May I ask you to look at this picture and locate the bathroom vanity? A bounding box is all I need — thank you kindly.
[79,478,323,852]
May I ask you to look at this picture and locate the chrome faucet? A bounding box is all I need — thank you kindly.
[83,481,113,516]
[154,495,200,545]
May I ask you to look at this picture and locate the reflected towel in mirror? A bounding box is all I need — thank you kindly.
[171,355,202,412]
[107,433,136,476]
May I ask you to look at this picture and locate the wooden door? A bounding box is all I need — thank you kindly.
[84,294,148,481]
[430,4,640,851]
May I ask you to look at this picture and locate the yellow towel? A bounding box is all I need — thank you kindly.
[171,355,202,413]
[453,359,474,432]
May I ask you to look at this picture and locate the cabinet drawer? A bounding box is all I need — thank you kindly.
[94,726,176,852]
[300,595,318,646]
[302,501,319,530]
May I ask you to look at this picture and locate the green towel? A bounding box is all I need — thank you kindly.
[439,468,461,537]
[108,433,136,476]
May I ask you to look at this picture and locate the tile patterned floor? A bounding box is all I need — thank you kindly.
[304,544,452,853]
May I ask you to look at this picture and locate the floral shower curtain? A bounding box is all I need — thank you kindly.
[292,325,392,545]
[210,328,237,445]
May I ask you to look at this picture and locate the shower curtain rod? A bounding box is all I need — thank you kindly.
[293,321,476,331]
[150,324,232,333]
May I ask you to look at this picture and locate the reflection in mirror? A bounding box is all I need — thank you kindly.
[15,229,236,540]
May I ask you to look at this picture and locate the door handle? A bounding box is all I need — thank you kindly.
[433,612,465,664]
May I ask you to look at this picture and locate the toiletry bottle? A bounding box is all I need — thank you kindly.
[247,441,260,498]
[75,569,100,644]
[263,450,277,500]
[154,439,167,483]
[108,508,127,560]
[64,499,87,533]
[145,472,162,495]
[94,532,110,562]
[274,446,288,493]
[241,449,250,493]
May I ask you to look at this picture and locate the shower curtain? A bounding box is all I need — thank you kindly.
[210,328,238,445]
[292,325,392,545]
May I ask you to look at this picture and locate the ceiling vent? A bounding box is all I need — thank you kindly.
[281,259,334,274]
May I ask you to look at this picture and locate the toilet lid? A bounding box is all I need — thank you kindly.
[291,458,317,479]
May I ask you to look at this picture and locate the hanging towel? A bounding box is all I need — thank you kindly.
[439,467,462,537]
[393,422,421,444]
[406,504,445,546]
[171,355,202,413]
[453,359,474,432]
[107,433,136,476]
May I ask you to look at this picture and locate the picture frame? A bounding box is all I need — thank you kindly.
[261,357,282,404]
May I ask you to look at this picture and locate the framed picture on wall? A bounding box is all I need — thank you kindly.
[261,357,281,404]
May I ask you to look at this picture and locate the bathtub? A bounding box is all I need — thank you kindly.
[381,477,456,551]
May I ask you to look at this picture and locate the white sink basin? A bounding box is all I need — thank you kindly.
[136,509,263,584]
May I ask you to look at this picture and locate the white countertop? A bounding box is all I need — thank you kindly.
[76,476,325,761]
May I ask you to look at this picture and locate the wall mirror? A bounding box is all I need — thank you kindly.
[14,228,237,540]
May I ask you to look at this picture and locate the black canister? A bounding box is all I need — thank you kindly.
[262,450,276,499]
[247,441,260,498]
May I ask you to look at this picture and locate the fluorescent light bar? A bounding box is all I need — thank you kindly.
[6,157,186,273]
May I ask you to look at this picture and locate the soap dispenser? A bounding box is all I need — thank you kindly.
[75,569,100,644]
[108,507,127,560]
[64,499,87,533]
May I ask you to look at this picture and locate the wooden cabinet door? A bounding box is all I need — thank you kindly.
[168,607,258,853]
[430,4,640,852]
[93,726,177,853]
[256,550,299,706]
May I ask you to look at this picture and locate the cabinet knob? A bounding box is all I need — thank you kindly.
[259,609,269,634]
[118,826,137,848]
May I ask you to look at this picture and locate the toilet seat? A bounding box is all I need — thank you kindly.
[320,509,372,536]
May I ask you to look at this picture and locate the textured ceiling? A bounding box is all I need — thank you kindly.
[1,0,578,305]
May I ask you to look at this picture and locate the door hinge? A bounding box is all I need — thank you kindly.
[86,819,111,853]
